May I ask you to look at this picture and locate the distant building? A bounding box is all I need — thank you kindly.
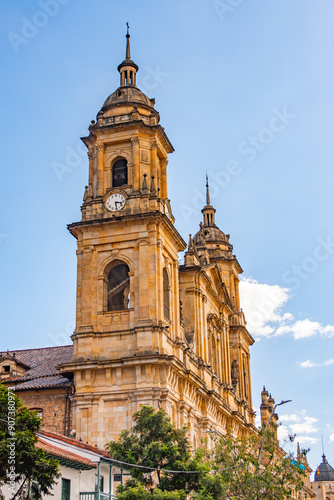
[311,454,334,499]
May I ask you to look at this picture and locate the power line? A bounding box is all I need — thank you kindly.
[108,457,244,474]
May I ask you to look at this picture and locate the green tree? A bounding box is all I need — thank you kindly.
[106,406,206,497]
[117,483,185,500]
[193,429,306,500]
[0,384,60,499]
[107,406,307,500]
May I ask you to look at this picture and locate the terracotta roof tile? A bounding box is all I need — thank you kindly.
[0,345,73,390]
[13,375,72,390]
[39,429,110,457]
[37,437,97,469]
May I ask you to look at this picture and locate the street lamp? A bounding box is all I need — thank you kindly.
[258,399,292,465]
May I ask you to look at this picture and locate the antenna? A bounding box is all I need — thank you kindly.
[322,435,325,455]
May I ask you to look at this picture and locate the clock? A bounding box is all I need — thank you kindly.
[105,192,126,212]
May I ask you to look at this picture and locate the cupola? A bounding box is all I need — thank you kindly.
[314,454,334,482]
[117,23,138,87]
[201,175,216,227]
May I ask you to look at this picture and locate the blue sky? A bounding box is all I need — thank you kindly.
[0,0,333,470]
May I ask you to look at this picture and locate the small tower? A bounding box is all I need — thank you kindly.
[180,178,255,433]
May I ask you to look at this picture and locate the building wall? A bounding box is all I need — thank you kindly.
[18,388,71,435]
[310,482,327,499]
[2,462,116,500]
[311,480,334,499]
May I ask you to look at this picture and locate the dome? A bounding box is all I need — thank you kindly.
[101,86,156,112]
[314,455,334,482]
[193,225,230,246]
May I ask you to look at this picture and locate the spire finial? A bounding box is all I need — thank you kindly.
[126,22,131,60]
[201,173,216,227]
[206,174,210,205]
[118,24,138,87]
[321,435,327,462]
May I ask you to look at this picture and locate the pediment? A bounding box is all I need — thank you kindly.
[204,264,233,309]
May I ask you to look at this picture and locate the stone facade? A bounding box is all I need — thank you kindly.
[59,32,256,448]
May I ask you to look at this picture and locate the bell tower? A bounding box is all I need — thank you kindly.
[63,30,186,446]
[60,30,256,448]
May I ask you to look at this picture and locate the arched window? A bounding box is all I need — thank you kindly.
[163,268,170,320]
[107,261,130,311]
[112,159,128,187]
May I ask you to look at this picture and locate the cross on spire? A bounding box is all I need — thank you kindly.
[206,173,210,205]
[126,22,131,60]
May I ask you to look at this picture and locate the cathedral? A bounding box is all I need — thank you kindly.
[1,31,256,448]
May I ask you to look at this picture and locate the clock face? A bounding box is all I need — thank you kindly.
[105,193,126,212]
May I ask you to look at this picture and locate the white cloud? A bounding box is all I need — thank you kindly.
[278,411,318,449]
[254,408,261,428]
[279,414,301,423]
[323,325,334,336]
[299,360,317,368]
[298,358,334,368]
[278,319,334,340]
[239,278,290,338]
[330,432,334,443]
[239,277,334,341]
[290,416,318,435]
[295,436,318,445]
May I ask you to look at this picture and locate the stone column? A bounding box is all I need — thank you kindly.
[246,353,252,408]
[138,240,150,320]
[96,143,105,197]
[217,334,222,381]
[150,140,158,184]
[172,260,179,339]
[81,246,94,326]
[202,294,208,363]
[131,137,140,191]
[88,150,94,197]
[160,158,168,199]
[222,323,229,385]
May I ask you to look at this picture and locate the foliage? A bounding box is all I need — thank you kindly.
[117,482,186,500]
[193,429,306,500]
[106,406,307,500]
[106,405,207,495]
[0,384,60,499]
